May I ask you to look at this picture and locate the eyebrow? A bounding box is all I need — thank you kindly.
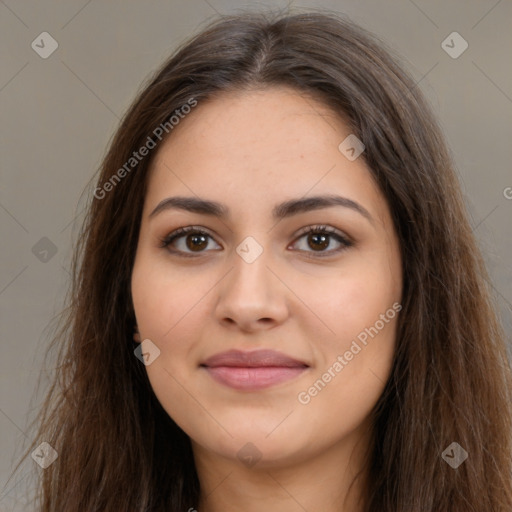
[149,194,374,225]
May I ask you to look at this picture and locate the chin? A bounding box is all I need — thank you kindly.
[193,421,310,467]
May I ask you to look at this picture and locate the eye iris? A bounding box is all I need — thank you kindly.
[308,232,329,251]
[186,233,208,251]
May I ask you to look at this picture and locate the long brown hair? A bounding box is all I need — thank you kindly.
[14,9,512,511]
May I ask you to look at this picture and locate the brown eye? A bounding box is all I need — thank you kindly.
[185,233,208,251]
[291,225,353,257]
[307,232,330,251]
[160,227,221,256]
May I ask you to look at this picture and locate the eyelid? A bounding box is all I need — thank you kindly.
[292,224,352,243]
[289,225,353,258]
[160,224,353,257]
[159,225,221,257]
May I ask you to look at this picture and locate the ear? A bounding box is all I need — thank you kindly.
[133,325,142,343]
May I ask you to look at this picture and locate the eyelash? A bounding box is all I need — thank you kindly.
[159,225,353,259]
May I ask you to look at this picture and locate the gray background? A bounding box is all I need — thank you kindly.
[1,0,511,509]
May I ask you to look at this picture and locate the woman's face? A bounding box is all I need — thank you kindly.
[131,87,402,469]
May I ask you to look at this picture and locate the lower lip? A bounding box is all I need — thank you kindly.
[203,366,307,391]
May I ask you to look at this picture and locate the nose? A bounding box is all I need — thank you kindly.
[214,249,289,333]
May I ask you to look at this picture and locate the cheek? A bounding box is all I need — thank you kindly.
[137,299,220,444]
[297,254,400,403]
[131,256,210,383]
[131,258,207,433]
[131,253,204,338]
[304,260,400,344]
[295,299,398,441]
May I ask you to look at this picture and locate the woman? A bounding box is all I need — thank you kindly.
[17,10,512,511]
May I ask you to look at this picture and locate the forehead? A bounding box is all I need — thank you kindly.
[144,87,387,226]
[156,87,347,167]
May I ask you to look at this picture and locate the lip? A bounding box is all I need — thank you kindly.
[201,349,309,391]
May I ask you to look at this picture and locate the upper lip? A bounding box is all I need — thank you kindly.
[201,349,309,368]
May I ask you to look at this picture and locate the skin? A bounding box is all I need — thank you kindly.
[131,86,403,512]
